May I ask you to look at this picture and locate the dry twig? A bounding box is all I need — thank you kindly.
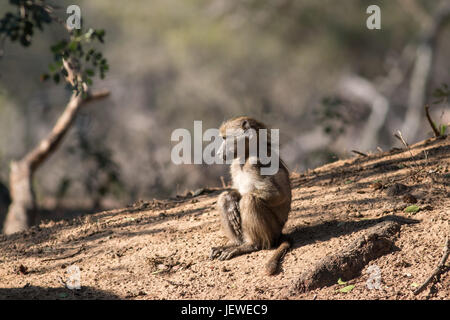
[414,234,449,295]
[424,104,442,138]
[393,130,422,171]
[351,150,368,157]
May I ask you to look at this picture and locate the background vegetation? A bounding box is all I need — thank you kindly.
[0,0,448,221]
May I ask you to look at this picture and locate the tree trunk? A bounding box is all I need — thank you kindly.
[2,89,109,235]
[0,181,11,230]
[3,160,36,234]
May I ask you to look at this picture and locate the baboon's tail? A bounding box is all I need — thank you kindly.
[265,236,291,275]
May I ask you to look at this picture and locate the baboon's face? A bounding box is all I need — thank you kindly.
[217,117,267,160]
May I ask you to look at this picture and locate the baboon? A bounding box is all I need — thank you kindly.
[210,116,292,275]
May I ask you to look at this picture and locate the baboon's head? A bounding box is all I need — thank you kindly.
[217,116,269,161]
[219,116,267,137]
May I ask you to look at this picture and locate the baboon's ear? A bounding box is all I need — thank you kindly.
[242,119,250,130]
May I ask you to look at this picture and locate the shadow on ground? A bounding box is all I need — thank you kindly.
[286,215,419,249]
[0,286,120,300]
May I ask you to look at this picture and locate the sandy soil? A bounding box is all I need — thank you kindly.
[0,136,449,300]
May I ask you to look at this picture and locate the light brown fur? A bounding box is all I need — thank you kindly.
[210,116,291,275]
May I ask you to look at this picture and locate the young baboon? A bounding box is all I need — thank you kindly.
[210,116,292,275]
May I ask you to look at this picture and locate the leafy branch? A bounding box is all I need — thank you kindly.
[0,0,109,95]
[426,83,449,137]
[42,28,109,96]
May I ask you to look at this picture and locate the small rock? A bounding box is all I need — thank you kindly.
[255,287,265,294]
[221,266,231,272]
[402,194,417,204]
[17,264,28,275]
[391,203,405,211]
[157,264,167,270]
[372,182,383,190]
[386,183,409,196]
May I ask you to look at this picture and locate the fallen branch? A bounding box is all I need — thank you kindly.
[290,221,400,293]
[414,235,449,295]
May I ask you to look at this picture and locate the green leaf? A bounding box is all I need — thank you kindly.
[51,40,67,53]
[411,283,419,288]
[58,292,68,298]
[406,205,421,214]
[85,68,95,76]
[404,205,420,213]
[344,180,353,185]
[53,73,60,83]
[68,40,78,52]
[338,285,355,293]
[48,63,57,72]
[337,278,347,285]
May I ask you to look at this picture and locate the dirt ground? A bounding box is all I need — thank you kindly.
[0,136,449,300]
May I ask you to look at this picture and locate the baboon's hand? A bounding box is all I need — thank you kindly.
[210,246,237,260]
[210,247,221,260]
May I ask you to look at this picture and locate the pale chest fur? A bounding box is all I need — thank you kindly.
[231,158,265,195]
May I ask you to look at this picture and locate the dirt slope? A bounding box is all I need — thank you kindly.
[0,137,449,300]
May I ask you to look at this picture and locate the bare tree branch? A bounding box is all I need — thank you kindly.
[3,58,109,234]
[424,104,442,138]
[25,89,110,172]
